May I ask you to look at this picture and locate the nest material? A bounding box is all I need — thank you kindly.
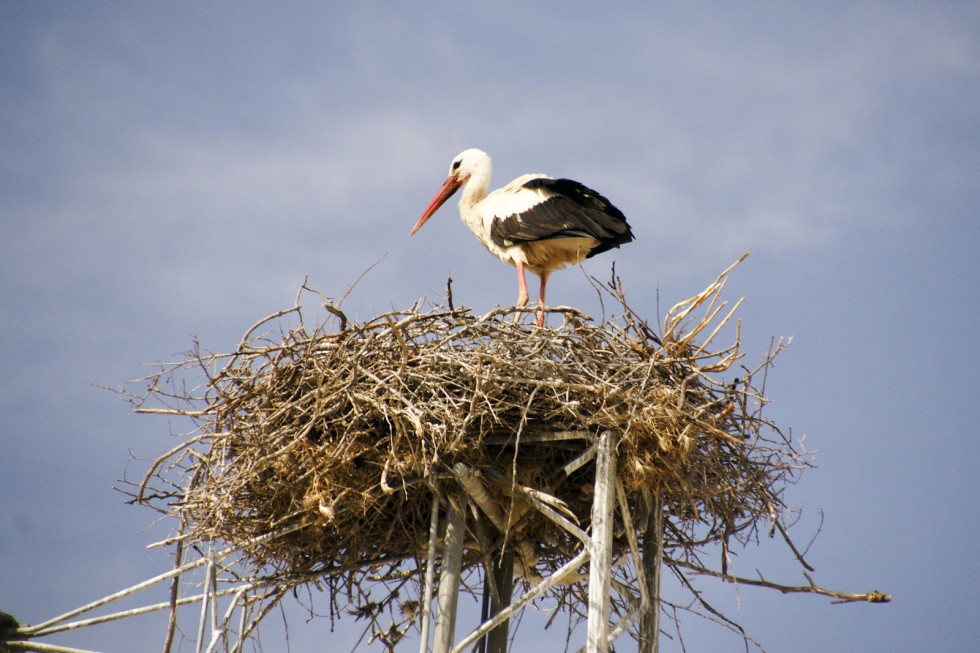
[133,257,805,637]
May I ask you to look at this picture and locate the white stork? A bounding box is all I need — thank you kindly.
[410,148,634,326]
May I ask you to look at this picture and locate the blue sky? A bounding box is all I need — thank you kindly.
[2,2,978,651]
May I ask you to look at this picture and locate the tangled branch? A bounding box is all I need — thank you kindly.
[114,255,886,651]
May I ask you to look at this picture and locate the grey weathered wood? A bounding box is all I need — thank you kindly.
[454,462,507,532]
[419,491,441,653]
[585,431,617,653]
[639,492,664,653]
[433,498,466,653]
[452,550,590,653]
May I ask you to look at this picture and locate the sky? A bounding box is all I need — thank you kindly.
[1,2,978,651]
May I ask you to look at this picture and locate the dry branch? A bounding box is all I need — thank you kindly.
[114,256,884,651]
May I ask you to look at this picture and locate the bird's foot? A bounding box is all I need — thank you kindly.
[535,308,546,327]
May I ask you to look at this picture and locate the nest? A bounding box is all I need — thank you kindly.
[130,256,809,645]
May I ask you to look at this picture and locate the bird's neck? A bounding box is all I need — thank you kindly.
[458,164,492,212]
[455,166,496,249]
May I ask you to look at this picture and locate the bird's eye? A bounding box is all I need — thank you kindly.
[452,160,462,171]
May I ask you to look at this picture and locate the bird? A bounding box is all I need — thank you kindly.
[410,148,634,326]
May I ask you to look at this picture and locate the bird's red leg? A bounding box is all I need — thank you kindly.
[536,271,550,327]
[515,261,530,322]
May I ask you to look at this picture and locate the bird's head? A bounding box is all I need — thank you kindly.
[410,149,491,236]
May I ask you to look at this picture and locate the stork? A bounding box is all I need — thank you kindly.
[410,148,634,326]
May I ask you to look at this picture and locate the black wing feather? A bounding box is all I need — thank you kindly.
[489,178,634,257]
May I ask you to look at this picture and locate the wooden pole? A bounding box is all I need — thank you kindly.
[452,550,591,653]
[485,548,515,653]
[433,497,466,653]
[639,492,664,653]
[419,491,441,653]
[586,431,617,653]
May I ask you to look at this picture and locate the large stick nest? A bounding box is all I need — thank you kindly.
[130,256,807,639]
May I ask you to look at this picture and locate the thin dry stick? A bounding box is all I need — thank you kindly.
[5,642,104,653]
[22,522,307,637]
[670,559,891,603]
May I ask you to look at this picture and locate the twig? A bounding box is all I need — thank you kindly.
[21,522,308,636]
[670,558,891,603]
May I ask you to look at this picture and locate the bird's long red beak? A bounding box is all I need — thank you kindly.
[410,174,463,236]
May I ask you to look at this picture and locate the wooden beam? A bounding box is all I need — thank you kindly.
[586,431,617,653]
[433,497,466,653]
[452,550,590,653]
[485,548,515,653]
[419,491,441,653]
[639,492,664,653]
